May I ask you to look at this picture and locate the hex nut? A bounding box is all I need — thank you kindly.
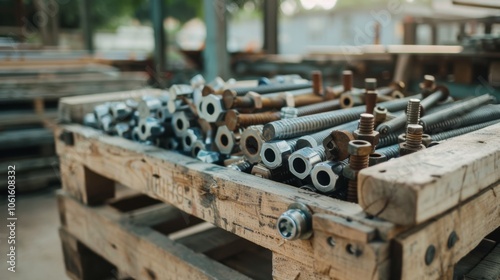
[353,130,380,150]
[138,117,164,141]
[421,134,432,147]
[138,97,162,118]
[399,142,426,156]
[240,125,264,164]
[215,125,240,155]
[202,94,225,123]
[348,140,372,156]
[110,102,132,121]
[369,153,387,166]
[171,111,191,138]
[288,147,323,180]
[246,91,262,109]
[182,128,202,152]
[260,140,293,169]
[311,162,340,193]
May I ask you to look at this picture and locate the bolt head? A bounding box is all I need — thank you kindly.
[323,130,354,161]
[246,91,262,109]
[276,203,312,240]
[224,110,240,131]
[348,140,372,156]
[280,92,295,107]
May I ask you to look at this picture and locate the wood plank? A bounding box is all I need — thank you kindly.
[59,228,116,280]
[393,181,500,279]
[359,123,500,225]
[58,192,253,280]
[58,88,163,123]
[272,253,330,280]
[55,124,398,275]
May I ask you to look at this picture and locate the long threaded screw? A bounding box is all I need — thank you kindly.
[419,94,496,131]
[406,99,421,126]
[358,113,375,134]
[425,104,500,133]
[226,110,281,131]
[264,94,421,141]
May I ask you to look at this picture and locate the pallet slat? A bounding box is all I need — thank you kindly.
[58,193,254,280]
[359,122,500,226]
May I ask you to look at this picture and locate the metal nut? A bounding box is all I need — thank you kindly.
[347,140,372,156]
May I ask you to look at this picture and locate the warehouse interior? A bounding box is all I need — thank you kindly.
[1,0,500,279]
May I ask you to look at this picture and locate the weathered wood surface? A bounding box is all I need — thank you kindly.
[55,124,398,277]
[58,192,253,280]
[58,88,162,123]
[359,122,500,225]
[393,181,500,279]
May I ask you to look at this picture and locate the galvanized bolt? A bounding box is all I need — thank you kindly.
[406,99,421,126]
[276,203,313,240]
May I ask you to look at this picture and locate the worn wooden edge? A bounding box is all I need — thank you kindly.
[393,181,500,279]
[272,253,331,280]
[359,122,500,226]
[57,88,162,123]
[54,124,399,272]
[58,192,253,280]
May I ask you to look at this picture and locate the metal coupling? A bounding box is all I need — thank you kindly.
[311,161,347,194]
[276,203,313,240]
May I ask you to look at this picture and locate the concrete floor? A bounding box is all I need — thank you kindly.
[0,187,67,280]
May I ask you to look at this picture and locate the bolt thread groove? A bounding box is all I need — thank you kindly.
[347,180,358,203]
[358,114,374,134]
[431,120,500,141]
[263,94,421,141]
[407,99,421,125]
[406,130,423,149]
[426,104,500,133]
[350,155,369,170]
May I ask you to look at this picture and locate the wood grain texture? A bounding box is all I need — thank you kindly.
[55,124,398,274]
[57,88,163,123]
[272,253,330,280]
[359,122,500,225]
[393,181,500,279]
[58,193,252,280]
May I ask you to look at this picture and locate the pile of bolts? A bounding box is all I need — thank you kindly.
[83,71,499,203]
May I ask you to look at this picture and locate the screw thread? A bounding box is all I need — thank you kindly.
[432,119,500,142]
[425,104,500,133]
[296,99,341,116]
[263,95,419,141]
[350,155,369,170]
[407,99,421,125]
[358,113,374,134]
[406,125,423,150]
[347,180,358,203]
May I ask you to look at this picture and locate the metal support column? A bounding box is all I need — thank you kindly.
[203,0,230,81]
[79,0,93,53]
[150,0,166,73]
[263,0,278,54]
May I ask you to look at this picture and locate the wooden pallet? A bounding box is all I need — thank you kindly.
[58,191,271,280]
[56,91,500,279]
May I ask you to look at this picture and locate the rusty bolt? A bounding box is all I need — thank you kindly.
[323,130,354,161]
[346,140,372,203]
[225,110,281,131]
[354,113,379,152]
[399,124,426,156]
[312,70,324,96]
